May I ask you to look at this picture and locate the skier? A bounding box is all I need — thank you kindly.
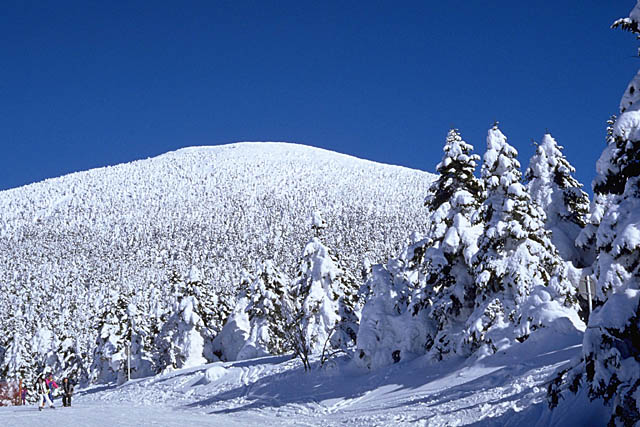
[36,377,55,410]
[61,377,73,407]
[45,374,58,402]
[21,386,27,405]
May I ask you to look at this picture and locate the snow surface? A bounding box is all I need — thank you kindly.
[0,325,597,426]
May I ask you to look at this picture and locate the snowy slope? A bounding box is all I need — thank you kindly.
[0,142,434,354]
[0,324,606,426]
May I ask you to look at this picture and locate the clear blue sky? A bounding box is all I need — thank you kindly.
[0,1,637,192]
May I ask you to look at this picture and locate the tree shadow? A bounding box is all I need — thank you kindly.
[75,383,118,397]
[182,354,466,415]
[181,336,582,421]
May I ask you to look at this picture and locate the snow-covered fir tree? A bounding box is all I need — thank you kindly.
[126,303,155,380]
[424,129,484,214]
[310,210,328,236]
[550,6,640,424]
[90,293,132,384]
[356,256,433,369]
[418,129,485,359]
[213,260,290,361]
[0,313,37,398]
[524,133,590,266]
[287,214,360,363]
[51,336,88,384]
[154,292,209,372]
[185,267,234,349]
[467,125,581,355]
[0,337,35,402]
[357,129,484,367]
[48,297,89,384]
[153,266,235,370]
[576,116,619,266]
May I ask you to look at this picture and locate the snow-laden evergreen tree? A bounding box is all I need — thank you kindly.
[287,214,360,363]
[418,129,485,359]
[160,267,233,365]
[467,125,581,355]
[155,295,209,371]
[550,6,640,424]
[524,133,590,266]
[355,246,431,369]
[590,5,640,304]
[184,267,233,354]
[213,260,290,361]
[31,327,61,379]
[90,293,131,384]
[0,315,37,397]
[154,270,227,372]
[424,129,484,214]
[576,116,619,266]
[126,303,154,380]
[51,336,88,384]
[310,210,328,236]
[202,287,234,343]
[357,129,484,367]
[0,335,36,403]
[89,294,153,384]
[48,297,89,384]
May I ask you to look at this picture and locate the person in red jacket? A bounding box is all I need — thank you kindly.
[45,374,58,402]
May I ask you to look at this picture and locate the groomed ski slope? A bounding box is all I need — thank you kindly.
[0,326,608,426]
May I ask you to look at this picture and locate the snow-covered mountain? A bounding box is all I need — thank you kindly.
[5,2,640,424]
[0,142,434,356]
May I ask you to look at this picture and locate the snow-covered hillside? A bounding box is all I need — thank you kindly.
[0,142,434,360]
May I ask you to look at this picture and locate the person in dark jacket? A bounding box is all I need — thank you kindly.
[61,377,74,407]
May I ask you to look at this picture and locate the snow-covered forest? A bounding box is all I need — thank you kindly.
[2,3,640,426]
[0,142,434,386]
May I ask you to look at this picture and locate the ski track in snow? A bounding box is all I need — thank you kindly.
[0,337,583,426]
